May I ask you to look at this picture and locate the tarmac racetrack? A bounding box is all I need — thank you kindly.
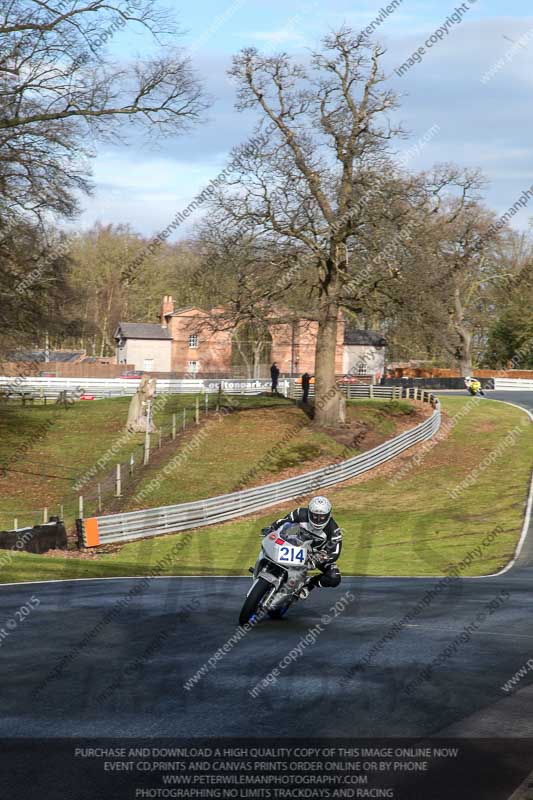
[0,392,532,741]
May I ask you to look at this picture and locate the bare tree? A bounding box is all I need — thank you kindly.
[0,0,207,226]
[415,198,506,375]
[212,29,405,424]
[214,28,485,424]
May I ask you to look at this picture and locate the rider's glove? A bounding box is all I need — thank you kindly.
[314,550,330,565]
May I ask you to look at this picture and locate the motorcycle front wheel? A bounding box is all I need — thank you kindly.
[238,577,272,626]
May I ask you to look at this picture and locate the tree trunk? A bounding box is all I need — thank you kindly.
[451,285,473,376]
[314,290,346,427]
[457,337,472,376]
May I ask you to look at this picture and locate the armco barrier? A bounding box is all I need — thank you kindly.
[79,398,441,547]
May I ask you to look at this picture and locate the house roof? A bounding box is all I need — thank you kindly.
[115,323,172,341]
[344,329,387,347]
[165,305,208,317]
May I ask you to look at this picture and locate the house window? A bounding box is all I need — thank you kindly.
[188,360,198,374]
[357,362,368,376]
[188,334,199,348]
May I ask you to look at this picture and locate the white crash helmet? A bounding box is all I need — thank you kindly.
[308,496,332,531]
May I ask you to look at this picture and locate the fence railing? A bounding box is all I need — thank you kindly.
[493,378,533,391]
[0,376,290,400]
[79,393,441,547]
[0,376,439,403]
[289,383,431,400]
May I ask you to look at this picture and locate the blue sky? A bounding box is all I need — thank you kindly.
[78,0,533,237]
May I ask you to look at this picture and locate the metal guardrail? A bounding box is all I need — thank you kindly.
[80,393,441,547]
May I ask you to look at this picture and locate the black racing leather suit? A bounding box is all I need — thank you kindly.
[265,507,342,588]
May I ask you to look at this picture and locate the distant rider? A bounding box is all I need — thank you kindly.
[464,376,484,396]
[262,496,342,595]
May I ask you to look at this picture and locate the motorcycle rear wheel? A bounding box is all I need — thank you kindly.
[238,577,272,626]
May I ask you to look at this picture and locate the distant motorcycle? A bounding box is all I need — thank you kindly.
[465,379,485,397]
[239,523,319,626]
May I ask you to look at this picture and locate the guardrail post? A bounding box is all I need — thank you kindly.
[369,384,374,399]
[115,464,122,497]
[129,453,134,476]
[13,518,17,531]
[172,413,176,440]
[195,397,200,425]
[43,507,47,523]
[79,495,84,519]
[158,429,162,449]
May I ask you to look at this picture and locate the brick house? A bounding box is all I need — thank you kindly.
[116,295,386,379]
[160,298,233,375]
[159,296,346,376]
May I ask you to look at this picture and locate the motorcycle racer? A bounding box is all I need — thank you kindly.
[464,376,484,396]
[262,496,342,592]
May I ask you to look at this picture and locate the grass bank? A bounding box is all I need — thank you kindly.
[0,397,531,582]
[0,394,292,528]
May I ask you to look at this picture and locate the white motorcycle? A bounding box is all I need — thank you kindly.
[239,523,321,626]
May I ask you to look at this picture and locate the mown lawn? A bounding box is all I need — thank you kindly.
[1,397,531,582]
[123,406,350,510]
[0,394,292,528]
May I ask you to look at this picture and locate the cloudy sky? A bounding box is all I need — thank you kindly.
[78,0,533,238]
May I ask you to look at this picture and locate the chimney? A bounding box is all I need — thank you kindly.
[161,295,174,327]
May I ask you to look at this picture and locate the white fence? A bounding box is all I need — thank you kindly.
[80,398,441,547]
[493,378,533,391]
[0,376,290,400]
[0,376,436,402]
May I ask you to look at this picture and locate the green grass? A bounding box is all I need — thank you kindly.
[0,394,292,528]
[123,405,351,509]
[345,399,415,437]
[0,397,531,582]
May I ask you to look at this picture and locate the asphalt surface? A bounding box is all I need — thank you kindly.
[0,391,532,741]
